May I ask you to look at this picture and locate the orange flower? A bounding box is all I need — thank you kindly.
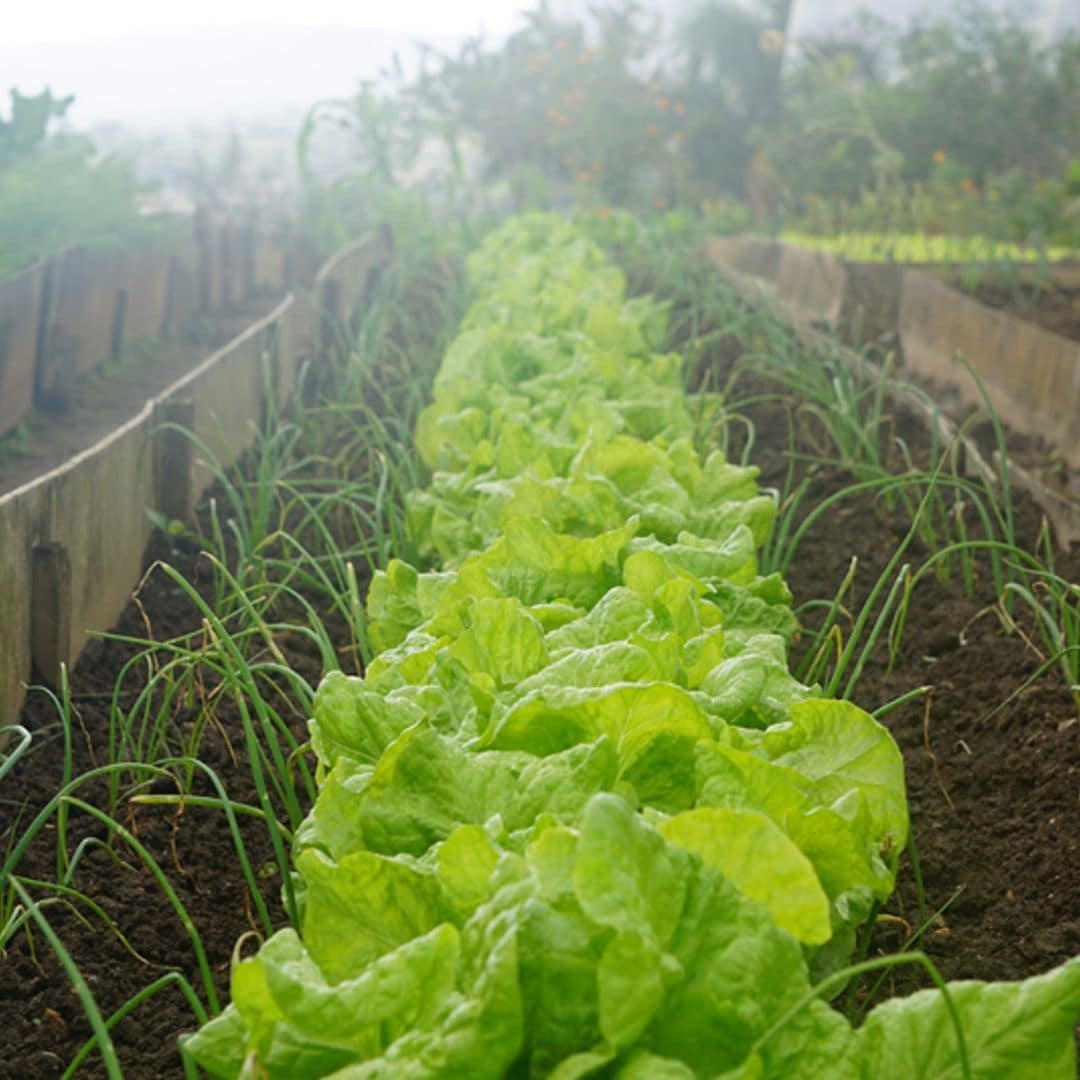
[555,38,569,51]
[758,28,785,56]
[932,150,947,165]
[596,205,613,220]
[655,96,670,110]
[960,178,979,195]
[672,101,686,116]
[577,170,593,183]
[577,48,595,65]
[645,122,660,137]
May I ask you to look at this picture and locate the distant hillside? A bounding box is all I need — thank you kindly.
[0,22,464,130]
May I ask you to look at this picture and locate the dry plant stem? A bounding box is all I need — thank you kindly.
[921,691,954,812]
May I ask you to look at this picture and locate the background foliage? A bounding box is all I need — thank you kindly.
[298,0,1077,247]
[0,88,154,277]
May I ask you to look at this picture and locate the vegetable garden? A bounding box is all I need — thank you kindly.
[3,210,1078,1076]
[2,1,1080,1074]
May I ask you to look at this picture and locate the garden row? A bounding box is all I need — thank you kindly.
[184,215,1080,1077]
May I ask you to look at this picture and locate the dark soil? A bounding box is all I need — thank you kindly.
[680,306,1080,1007]
[0,522,331,1079]
[763,437,1080,993]
[1,258,1078,1078]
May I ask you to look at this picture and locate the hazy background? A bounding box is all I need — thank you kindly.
[3,0,1077,230]
[4,1,1077,130]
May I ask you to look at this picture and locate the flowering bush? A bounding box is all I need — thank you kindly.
[410,3,692,211]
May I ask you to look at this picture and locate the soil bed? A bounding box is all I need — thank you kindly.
[1,259,1078,1077]
[677,298,1080,1004]
[761,434,1080,991]
[0,522,330,1079]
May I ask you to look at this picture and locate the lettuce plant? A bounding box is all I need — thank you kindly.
[185,214,1080,1078]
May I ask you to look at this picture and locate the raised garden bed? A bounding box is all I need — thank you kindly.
[680,307,1080,995]
[639,239,1080,992]
[708,237,1080,535]
[1,240,463,1077]
[2,219,1078,1076]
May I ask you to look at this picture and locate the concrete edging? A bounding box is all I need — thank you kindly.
[898,268,1080,474]
[0,231,383,736]
[705,242,1080,547]
[0,215,319,437]
[0,260,48,438]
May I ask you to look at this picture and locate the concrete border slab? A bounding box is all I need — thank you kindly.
[899,269,1080,473]
[705,236,782,280]
[122,249,173,346]
[775,245,846,325]
[0,232,375,737]
[0,403,155,721]
[38,247,126,402]
[0,260,46,437]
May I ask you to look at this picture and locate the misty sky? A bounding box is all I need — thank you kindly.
[4,0,1076,129]
[4,1,526,45]
[1,3,531,128]
[9,0,1077,46]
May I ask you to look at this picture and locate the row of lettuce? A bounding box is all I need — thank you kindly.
[185,215,1079,1078]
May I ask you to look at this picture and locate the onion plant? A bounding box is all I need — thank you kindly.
[1,222,470,1074]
